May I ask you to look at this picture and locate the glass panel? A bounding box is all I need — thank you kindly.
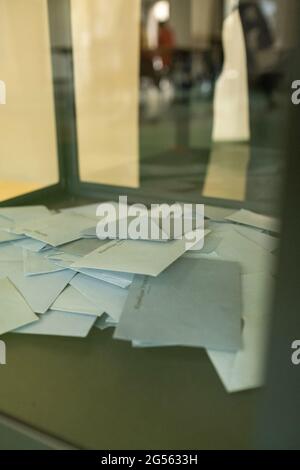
[0,0,59,202]
[71,0,293,215]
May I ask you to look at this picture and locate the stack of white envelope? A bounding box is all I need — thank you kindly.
[0,203,280,394]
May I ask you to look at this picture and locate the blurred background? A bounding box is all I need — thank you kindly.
[0,0,297,213]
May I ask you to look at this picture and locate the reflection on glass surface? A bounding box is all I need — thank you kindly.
[203,144,250,201]
[0,0,59,202]
[140,0,292,213]
[68,0,293,214]
[71,0,140,188]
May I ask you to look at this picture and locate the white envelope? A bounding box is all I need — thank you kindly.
[0,217,13,230]
[114,258,242,351]
[0,261,23,277]
[205,205,235,221]
[71,274,128,322]
[0,277,38,335]
[234,226,279,253]
[226,209,280,233]
[0,206,50,224]
[71,268,134,289]
[0,243,23,262]
[47,249,133,288]
[13,238,48,252]
[208,222,279,253]
[17,212,98,247]
[56,238,108,257]
[14,310,96,337]
[61,201,128,219]
[23,250,65,276]
[215,230,277,275]
[0,231,24,244]
[9,268,75,314]
[83,212,202,242]
[71,231,202,277]
[62,201,142,224]
[46,250,78,268]
[51,285,104,317]
[207,273,274,393]
[190,231,221,255]
[61,203,102,218]
[207,221,238,234]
